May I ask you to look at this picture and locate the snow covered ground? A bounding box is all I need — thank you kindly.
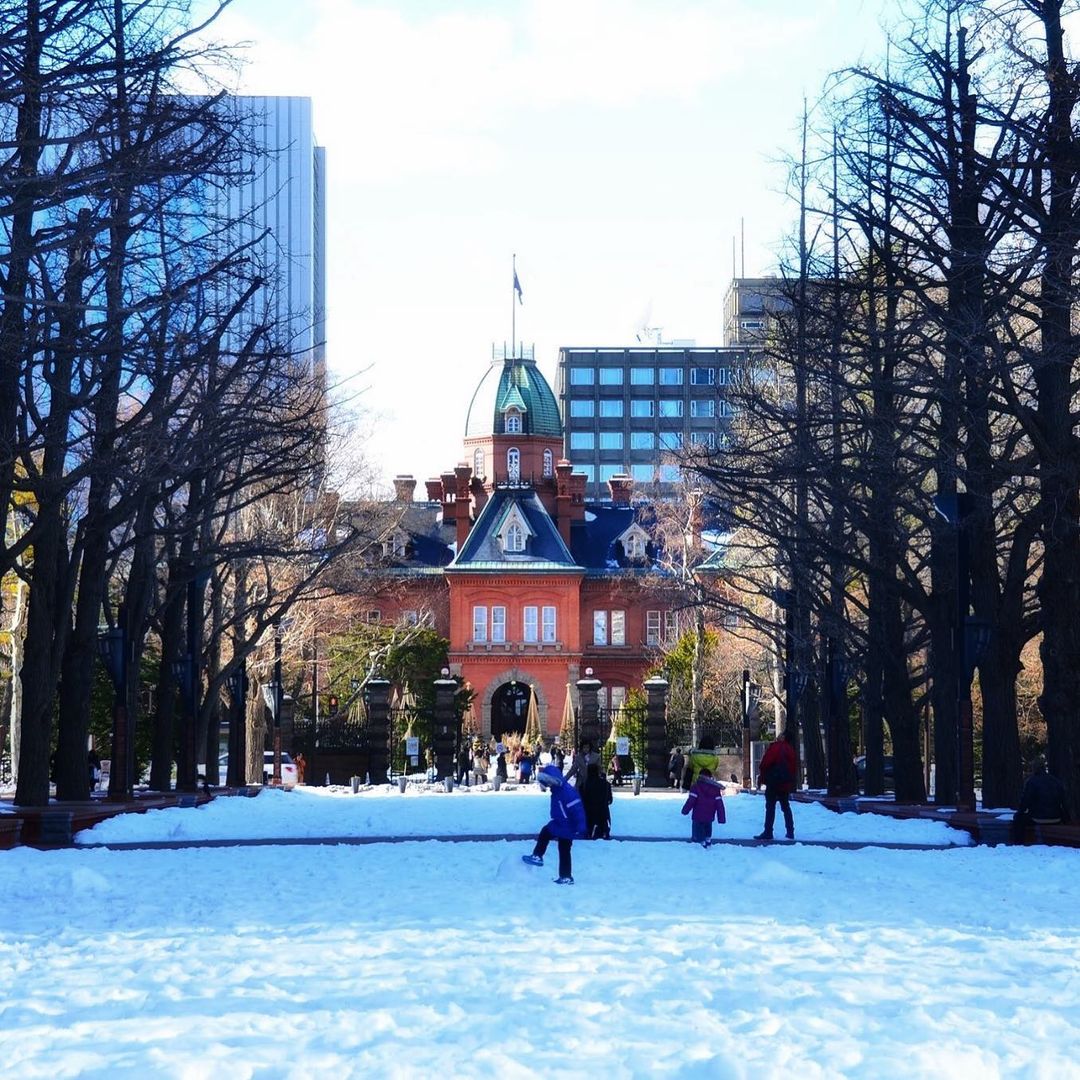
[2,782,1079,1078]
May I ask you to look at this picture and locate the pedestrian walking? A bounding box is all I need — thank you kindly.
[521,763,586,884]
[681,767,726,847]
[668,747,685,789]
[756,729,797,841]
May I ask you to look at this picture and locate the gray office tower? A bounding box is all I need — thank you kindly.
[217,96,326,372]
[556,345,747,499]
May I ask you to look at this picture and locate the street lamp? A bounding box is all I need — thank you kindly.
[225,664,248,787]
[825,641,854,796]
[271,621,284,787]
[97,618,130,801]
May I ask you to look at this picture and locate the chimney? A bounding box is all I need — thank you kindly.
[607,473,634,506]
[393,475,417,503]
[441,470,457,524]
[556,459,587,548]
[454,463,473,549]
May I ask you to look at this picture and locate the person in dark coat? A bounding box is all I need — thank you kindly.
[1014,756,1069,842]
[521,763,586,883]
[668,747,685,789]
[681,767,726,847]
[756,729,797,841]
[582,762,613,839]
[495,751,508,783]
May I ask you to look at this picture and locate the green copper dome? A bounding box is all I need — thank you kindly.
[464,355,563,438]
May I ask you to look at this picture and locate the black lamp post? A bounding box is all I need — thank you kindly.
[272,621,283,787]
[825,640,853,796]
[171,653,197,792]
[741,668,761,789]
[225,663,248,787]
[98,614,130,801]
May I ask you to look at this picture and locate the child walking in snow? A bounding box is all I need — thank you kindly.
[681,767,726,848]
[521,763,586,884]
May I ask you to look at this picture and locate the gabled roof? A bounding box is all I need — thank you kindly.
[449,486,579,572]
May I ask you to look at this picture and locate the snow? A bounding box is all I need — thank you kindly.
[3,783,1079,1078]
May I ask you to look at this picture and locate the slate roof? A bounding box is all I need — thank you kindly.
[464,356,562,438]
[449,487,578,572]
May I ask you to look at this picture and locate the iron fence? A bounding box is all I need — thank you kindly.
[597,705,648,779]
[389,706,437,777]
[666,713,743,755]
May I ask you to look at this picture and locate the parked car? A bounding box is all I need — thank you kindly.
[855,755,894,788]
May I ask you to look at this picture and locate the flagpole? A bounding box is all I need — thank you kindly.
[512,253,516,359]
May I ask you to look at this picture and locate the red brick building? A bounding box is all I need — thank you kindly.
[376,348,680,739]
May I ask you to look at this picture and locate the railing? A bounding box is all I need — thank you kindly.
[492,342,534,361]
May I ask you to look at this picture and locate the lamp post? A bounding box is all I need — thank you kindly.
[741,668,761,790]
[98,610,131,802]
[825,639,852,796]
[933,492,991,811]
[225,663,248,787]
[272,621,283,786]
[170,653,197,792]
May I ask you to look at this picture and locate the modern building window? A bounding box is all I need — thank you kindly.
[473,448,484,477]
[599,399,624,418]
[691,431,717,449]
[599,465,623,483]
[542,605,556,643]
[691,367,716,385]
[630,399,655,417]
[507,447,520,481]
[659,464,681,483]
[630,367,655,385]
[577,464,596,482]
[630,432,655,449]
[691,399,716,418]
[505,523,525,552]
[523,606,539,643]
[570,432,595,450]
[599,432,623,450]
[659,367,684,385]
[599,367,623,385]
[658,399,683,418]
[719,399,735,417]
[717,367,732,385]
[542,448,554,477]
[740,319,764,331]
[658,431,682,451]
[473,606,488,643]
[570,367,595,385]
[570,399,595,417]
[491,606,506,643]
[631,464,654,483]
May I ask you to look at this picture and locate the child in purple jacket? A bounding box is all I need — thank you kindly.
[681,767,726,848]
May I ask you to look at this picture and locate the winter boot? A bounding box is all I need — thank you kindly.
[521,854,543,866]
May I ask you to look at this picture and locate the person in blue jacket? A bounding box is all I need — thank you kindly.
[521,763,586,884]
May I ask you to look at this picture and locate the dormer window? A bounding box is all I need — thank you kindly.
[497,504,534,554]
[507,447,520,482]
[505,409,522,434]
[382,531,408,558]
[506,523,525,552]
[618,524,649,561]
[542,448,553,478]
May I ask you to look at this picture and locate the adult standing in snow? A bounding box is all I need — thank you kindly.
[582,762,613,839]
[681,767,726,847]
[756,730,797,841]
[1013,756,1069,842]
[683,736,720,790]
[521,763,586,883]
[572,739,599,789]
[668,747,685,789]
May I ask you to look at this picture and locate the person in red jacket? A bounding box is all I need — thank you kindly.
[756,730,798,841]
[681,767,726,847]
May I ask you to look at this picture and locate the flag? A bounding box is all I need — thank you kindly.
[514,268,523,305]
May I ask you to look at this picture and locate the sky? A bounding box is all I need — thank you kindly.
[4,783,1080,1076]
[197,0,901,487]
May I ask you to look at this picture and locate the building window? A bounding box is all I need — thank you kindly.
[631,464,654,483]
[658,399,683,418]
[524,606,539,642]
[491,606,506,643]
[599,367,623,385]
[645,610,678,645]
[542,448,553,477]
[594,610,625,646]
[631,432,655,450]
[505,523,525,552]
[599,399,623,417]
[646,610,661,646]
[665,611,679,642]
[659,431,682,451]
[570,400,595,417]
[630,367,654,385]
[631,399,654,417]
[691,399,716,418]
[505,410,522,433]
[623,533,644,558]
[659,367,684,385]
[691,431,717,449]
[659,464,681,483]
[542,606,556,643]
[691,367,715,386]
[599,465,623,483]
[577,464,596,482]
[717,367,732,385]
[473,606,487,643]
[719,399,735,417]
[570,367,595,385]
[599,432,623,450]
[610,685,626,710]
[570,432,595,450]
[473,447,484,477]
[740,319,764,331]
[507,447,520,481]
[402,610,420,626]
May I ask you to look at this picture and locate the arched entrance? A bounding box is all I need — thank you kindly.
[490,681,531,740]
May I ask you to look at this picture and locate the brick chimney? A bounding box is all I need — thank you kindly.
[607,473,634,506]
[425,477,443,503]
[393,475,417,503]
[440,470,457,525]
[556,459,587,548]
[454,463,473,550]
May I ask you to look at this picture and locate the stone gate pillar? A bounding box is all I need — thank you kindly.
[643,675,669,788]
[433,676,458,780]
[576,673,602,751]
[365,678,391,784]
